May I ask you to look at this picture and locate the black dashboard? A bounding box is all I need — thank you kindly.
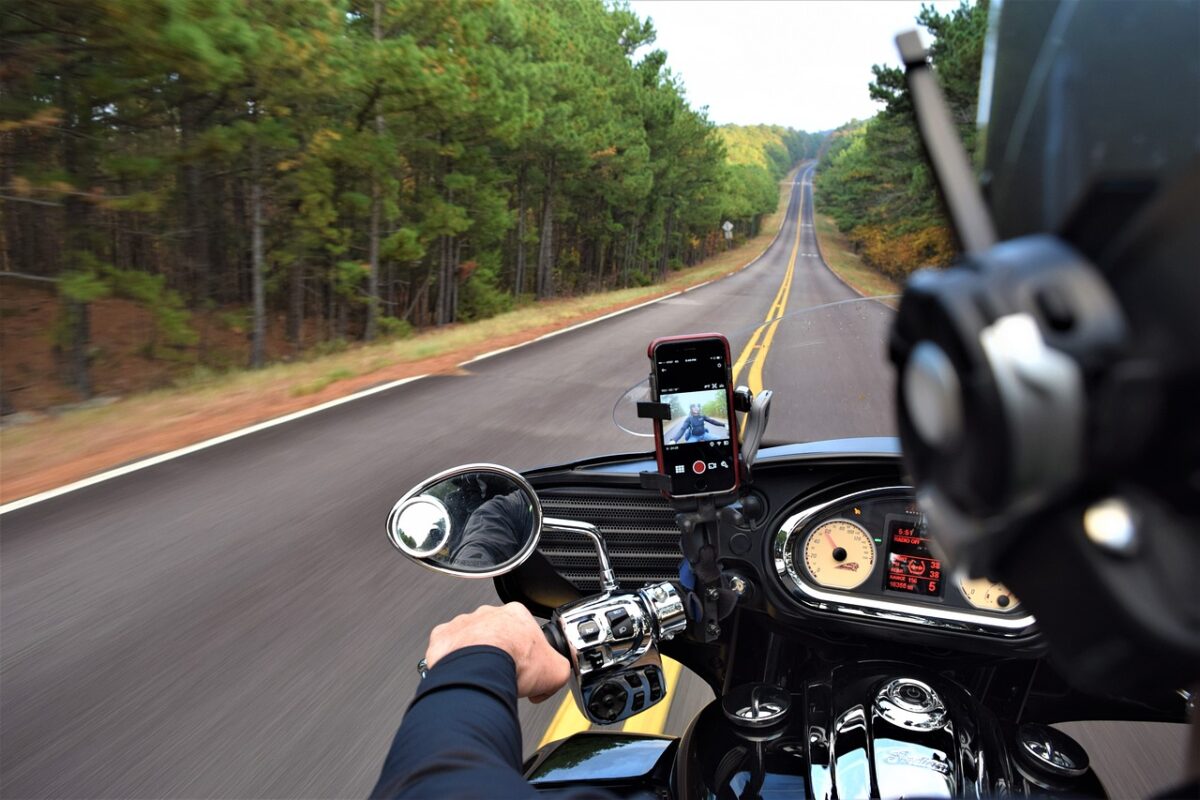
[771,485,1034,638]
[506,438,1042,657]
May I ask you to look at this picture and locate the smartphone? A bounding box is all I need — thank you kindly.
[648,333,740,497]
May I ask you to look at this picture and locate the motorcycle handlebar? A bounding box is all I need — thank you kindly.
[542,619,570,660]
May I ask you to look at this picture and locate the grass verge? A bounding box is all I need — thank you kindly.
[812,212,900,306]
[0,168,800,504]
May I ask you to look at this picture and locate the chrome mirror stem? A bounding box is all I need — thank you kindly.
[544,517,617,593]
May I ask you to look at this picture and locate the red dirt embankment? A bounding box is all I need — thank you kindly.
[0,288,678,503]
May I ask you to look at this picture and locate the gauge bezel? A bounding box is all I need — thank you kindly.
[800,518,877,590]
[773,487,1037,636]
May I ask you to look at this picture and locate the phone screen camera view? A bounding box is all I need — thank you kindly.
[650,336,739,497]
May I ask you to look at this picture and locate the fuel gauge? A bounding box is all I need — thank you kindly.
[958,576,1020,612]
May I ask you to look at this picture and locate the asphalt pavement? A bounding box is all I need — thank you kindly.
[0,166,1187,798]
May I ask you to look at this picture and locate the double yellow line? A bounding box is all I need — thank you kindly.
[537,172,807,748]
[732,170,806,401]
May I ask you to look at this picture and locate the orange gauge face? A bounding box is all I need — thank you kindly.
[958,576,1021,612]
[802,519,876,590]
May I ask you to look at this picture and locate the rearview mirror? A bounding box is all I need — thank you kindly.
[386,464,542,577]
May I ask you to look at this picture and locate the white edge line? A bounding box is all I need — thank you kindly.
[3,165,807,514]
[465,162,806,367]
[0,374,429,515]
[457,291,684,367]
[804,165,898,313]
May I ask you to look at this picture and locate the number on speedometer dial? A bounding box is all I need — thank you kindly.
[802,519,876,590]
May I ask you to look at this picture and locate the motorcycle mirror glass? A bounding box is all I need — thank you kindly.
[386,464,542,578]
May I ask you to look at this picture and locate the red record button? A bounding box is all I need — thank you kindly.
[692,460,707,474]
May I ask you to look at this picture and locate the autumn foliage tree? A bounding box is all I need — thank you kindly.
[814,0,987,280]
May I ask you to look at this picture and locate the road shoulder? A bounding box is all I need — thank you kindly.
[1,170,802,506]
[810,208,901,306]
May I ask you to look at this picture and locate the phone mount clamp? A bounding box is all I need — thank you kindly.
[636,384,772,643]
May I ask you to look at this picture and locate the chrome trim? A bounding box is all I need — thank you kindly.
[874,678,949,731]
[1016,723,1090,778]
[389,495,451,557]
[638,581,686,641]
[543,517,617,592]
[771,486,1037,635]
[385,462,544,580]
[554,589,670,725]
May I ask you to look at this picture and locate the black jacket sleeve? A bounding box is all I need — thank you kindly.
[371,645,533,799]
[371,646,617,799]
[450,492,530,567]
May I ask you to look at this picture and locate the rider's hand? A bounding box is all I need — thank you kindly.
[425,602,571,702]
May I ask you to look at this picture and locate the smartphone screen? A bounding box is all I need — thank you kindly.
[651,336,739,496]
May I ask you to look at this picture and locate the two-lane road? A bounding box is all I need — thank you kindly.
[1,166,1182,798]
[3,163,891,798]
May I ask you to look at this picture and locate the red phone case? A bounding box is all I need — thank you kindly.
[647,333,741,497]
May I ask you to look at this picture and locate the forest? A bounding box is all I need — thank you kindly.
[1,1,820,401]
[814,0,987,279]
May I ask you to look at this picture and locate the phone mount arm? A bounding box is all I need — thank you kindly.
[738,387,772,482]
[634,384,772,643]
[635,400,677,494]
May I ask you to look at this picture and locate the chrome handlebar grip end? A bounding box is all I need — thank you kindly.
[639,581,687,641]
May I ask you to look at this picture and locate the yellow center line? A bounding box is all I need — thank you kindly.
[730,181,801,386]
[536,171,809,751]
[733,169,806,428]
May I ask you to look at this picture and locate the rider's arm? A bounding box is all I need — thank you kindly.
[450,492,529,566]
[371,604,572,799]
[371,645,530,799]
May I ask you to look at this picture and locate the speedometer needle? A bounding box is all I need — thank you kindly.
[825,530,848,563]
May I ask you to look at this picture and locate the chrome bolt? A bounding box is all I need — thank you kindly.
[706,620,721,637]
[706,587,720,600]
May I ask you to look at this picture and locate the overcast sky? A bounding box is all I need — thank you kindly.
[627,1,961,132]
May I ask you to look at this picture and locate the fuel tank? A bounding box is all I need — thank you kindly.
[525,662,1104,798]
[673,661,1103,798]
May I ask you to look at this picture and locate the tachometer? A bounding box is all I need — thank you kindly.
[958,577,1020,612]
[801,519,876,590]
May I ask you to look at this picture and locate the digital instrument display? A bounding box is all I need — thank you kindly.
[651,337,737,496]
[883,515,943,597]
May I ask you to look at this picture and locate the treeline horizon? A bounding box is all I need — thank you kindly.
[815,0,986,279]
[2,0,821,398]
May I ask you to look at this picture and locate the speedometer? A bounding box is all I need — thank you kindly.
[801,519,876,590]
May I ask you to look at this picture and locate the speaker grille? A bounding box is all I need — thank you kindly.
[536,489,680,592]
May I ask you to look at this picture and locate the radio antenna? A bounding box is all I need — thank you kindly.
[896,30,997,255]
